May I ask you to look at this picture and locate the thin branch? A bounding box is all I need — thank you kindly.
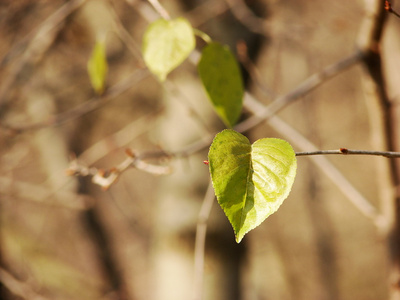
[242,91,387,230]
[236,50,364,132]
[296,149,400,158]
[67,148,172,190]
[108,0,143,59]
[268,115,386,230]
[77,111,161,165]
[224,0,269,36]
[186,0,229,28]
[146,0,171,20]
[0,0,87,111]
[0,267,49,300]
[385,1,400,19]
[360,0,400,296]
[2,69,150,132]
[236,40,277,99]
[0,175,92,210]
[193,181,215,300]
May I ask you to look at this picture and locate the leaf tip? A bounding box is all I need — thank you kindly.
[235,235,244,243]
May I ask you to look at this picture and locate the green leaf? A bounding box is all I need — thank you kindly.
[208,129,297,243]
[87,39,108,95]
[198,43,244,128]
[142,17,195,81]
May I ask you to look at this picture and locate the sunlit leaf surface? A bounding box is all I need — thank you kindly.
[208,129,297,242]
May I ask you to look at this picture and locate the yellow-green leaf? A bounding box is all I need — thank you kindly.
[208,129,297,243]
[87,40,108,95]
[142,17,195,81]
[198,43,244,128]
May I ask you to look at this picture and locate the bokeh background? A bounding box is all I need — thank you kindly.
[1,0,400,299]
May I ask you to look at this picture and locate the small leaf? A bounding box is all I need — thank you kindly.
[87,39,108,95]
[208,129,297,243]
[142,17,195,81]
[198,43,244,128]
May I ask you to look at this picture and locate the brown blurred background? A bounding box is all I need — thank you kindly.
[1,0,400,299]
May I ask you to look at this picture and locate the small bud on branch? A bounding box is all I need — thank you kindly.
[385,1,400,19]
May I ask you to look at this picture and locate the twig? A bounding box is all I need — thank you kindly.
[296,149,400,158]
[146,0,171,20]
[0,175,92,210]
[0,0,86,111]
[0,267,49,300]
[193,181,215,300]
[186,0,228,28]
[108,0,143,59]
[265,114,386,230]
[224,0,269,36]
[77,111,160,165]
[236,50,364,132]
[2,69,151,132]
[385,1,400,19]
[236,40,276,99]
[241,89,386,230]
[67,148,172,190]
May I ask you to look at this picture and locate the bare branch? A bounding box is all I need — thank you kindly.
[224,0,269,36]
[193,181,215,300]
[296,149,400,158]
[2,69,150,132]
[108,0,143,59]
[243,93,387,231]
[385,1,400,19]
[146,0,171,20]
[67,148,172,190]
[0,175,92,210]
[0,0,87,111]
[236,50,363,133]
[0,267,49,300]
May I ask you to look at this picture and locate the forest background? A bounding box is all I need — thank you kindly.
[1,0,400,300]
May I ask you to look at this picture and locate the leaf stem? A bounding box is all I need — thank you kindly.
[193,28,212,44]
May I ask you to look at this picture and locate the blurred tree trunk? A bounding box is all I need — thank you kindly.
[359,0,400,298]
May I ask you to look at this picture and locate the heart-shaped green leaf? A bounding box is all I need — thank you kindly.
[87,39,108,95]
[198,43,244,128]
[142,17,195,81]
[208,129,297,243]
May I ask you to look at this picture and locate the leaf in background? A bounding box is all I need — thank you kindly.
[87,39,108,95]
[208,129,297,243]
[142,17,195,81]
[198,43,244,128]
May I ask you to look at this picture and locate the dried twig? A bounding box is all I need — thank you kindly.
[67,148,172,190]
